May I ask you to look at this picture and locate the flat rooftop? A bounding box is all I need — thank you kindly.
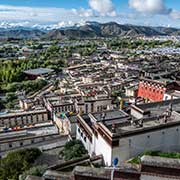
[90,110,131,131]
[141,155,180,169]
[167,90,180,98]
[0,123,58,140]
[50,99,74,106]
[0,108,47,118]
[120,111,180,135]
[135,99,180,116]
[24,68,54,76]
[92,110,130,122]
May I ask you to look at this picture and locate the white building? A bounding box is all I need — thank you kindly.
[53,113,77,137]
[163,90,180,100]
[0,108,49,129]
[76,105,180,166]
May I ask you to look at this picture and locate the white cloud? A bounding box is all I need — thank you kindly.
[0,3,179,29]
[72,8,94,17]
[129,0,172,15]
[170,10,180,20]
[0,5,94,24]
[89,0,116,16]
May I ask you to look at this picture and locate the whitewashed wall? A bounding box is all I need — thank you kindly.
[113,125,180,164]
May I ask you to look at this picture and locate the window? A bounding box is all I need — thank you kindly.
[177,128,179,132]
[9,143,12,148]
[1,119,4,126]
[78,128,80,133]
[91,103,94,112]
[20,142,23,146]
[81,132,83,138]
[31,139,34,144]
[30,116,33,123]
[65,106,67,112]
[36,114,39,122]
[103,106,107,110]
[43,114,46,121]
[147,135,150,138]
[97,106,100,112]
[85,104,88,114]
[84,136,87,142]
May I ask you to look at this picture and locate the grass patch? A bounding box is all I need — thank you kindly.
[128,151,180,165]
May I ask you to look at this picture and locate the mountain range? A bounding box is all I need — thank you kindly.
[1,22,180,40]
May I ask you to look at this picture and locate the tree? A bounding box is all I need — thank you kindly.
[6,92,17,102]
[20,165,47,180]
[0,148,42,180]
[60,140,88,161]
[0,99,5,110]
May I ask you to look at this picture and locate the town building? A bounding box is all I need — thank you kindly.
[131,98,180,119]
[27,155,180,180]
[0,108,49,130]
[137,78,180,102]
[76,105,180,166]
[53,113,77,137]
[163,90,180,100]
[44,95,76,118]
[0,123,68,157]
[24,68,54,80]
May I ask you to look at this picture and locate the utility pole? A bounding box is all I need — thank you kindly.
[111,157,119,180]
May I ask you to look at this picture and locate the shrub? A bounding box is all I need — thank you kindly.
[20,165,47,180]
[0,148,42,180]
[60,140,88,161]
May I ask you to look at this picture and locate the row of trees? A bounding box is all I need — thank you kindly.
[107,39,178,50]
[4,79,47,94]
[0,60,41,83]
[0,44,69,84]
[0,79,47,110]
[0,42,97,85]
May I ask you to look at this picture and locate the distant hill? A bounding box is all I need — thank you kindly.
[0,22,180,40]
[44,22,180,39]
[0,29,46,40]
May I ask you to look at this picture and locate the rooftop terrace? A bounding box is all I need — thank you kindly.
[135,99,180,116]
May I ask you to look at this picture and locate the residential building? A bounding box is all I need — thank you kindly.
[137,78,180,102]
[28,155,180,180]
[76,106,180,166]
[24,68,54,80]
[0,108,49,129]
[53,113,77,137]
[0,123,68,157]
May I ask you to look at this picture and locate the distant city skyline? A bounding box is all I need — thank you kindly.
[0,0,180,28]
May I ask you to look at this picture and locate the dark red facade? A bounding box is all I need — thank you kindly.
[138,79,166,102]
[138,78,180,102]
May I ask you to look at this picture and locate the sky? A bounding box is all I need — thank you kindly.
[0,0,180,28]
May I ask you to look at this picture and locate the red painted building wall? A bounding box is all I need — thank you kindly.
[138,80,166,102]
